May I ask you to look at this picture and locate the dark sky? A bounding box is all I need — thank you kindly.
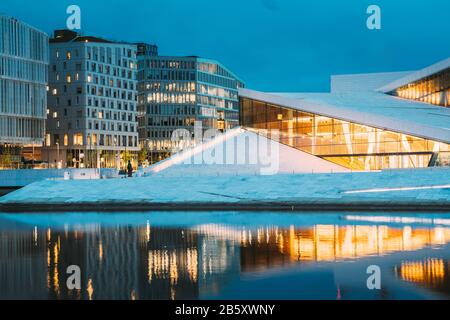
[1,0,449,92]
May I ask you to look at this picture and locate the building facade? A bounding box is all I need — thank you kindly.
[137,54,244,162]
[380,58,450,108]
[0,15,49,168]
[45,30,139,169]
[239,57,450,171]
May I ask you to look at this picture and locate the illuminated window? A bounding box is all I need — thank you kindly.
[73,133,83,146]
[45,134,51,147]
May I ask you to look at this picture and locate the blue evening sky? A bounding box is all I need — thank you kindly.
[1,0,448,92]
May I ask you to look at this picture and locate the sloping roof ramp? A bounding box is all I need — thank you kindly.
[331,71,413,93]
[239,88,450,144]
[378,57,450,93]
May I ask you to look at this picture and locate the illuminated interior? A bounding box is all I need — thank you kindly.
[240,97,450,170]
[388,68,449,107]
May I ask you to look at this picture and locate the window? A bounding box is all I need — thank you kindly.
[73,133,83,146]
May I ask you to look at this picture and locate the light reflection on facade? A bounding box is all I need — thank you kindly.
[2,222,450,299]
[389,68,449,107]
[240,97,450,170]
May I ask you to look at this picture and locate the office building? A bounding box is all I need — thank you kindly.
[45,30,139,169]
[137,54,244,162]
[0,15,49,168]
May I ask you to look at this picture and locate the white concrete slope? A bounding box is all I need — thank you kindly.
[143,128,348,177]
[1,167,449,208]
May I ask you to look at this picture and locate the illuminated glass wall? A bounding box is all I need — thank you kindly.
[388,68,449,107]
[240,97,450,170]
[137,56,244,162]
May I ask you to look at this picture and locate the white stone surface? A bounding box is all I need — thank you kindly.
[331,71,413,93]
[144,128,348,176]
[1,167,449,205]
[0,168,118,187]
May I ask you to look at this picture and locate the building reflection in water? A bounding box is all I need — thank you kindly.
[395,258,450,296]
[1,221,450,299]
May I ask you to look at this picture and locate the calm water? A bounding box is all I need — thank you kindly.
[1,211,450,300]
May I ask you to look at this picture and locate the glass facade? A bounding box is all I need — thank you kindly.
[137,55,244,162]
[0,16,49,168]
[388,68,449,107]
[240,97,450,170]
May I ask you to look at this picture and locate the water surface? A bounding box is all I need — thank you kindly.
[1,211,450,300]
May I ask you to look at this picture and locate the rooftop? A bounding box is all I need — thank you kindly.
[49,29,133,46]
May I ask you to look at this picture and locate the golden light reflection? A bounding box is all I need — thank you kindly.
[397,259,447,288]
[12,221,450,300]
[239,224,450,269]
[98,240,103,261]
[87,279,94,300]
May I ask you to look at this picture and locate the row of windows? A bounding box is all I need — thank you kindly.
[146,92,196,104]
[198,94,238,110]
[50,107,135,123]
[140,81,196,93]
[391,68,450,107]
[0,56,47,83]
[51,59,136,82]
[197,72,239,90]
[86,85,136,101]
[145,138,193,152]
[0,78,46,117]
[49,116,136,134]
[86,73,135,89]
[146,116,196,127]
[87,98,135,111]
[141,69,196,82]
[54,45,136,64]
[86,61,135,79]
[138,59,196,70]
[0,16,49,62]
[144,104,196,116]
[87,121,136,133]
[0,115,44,141]
[48,133,138,148]
[198,83,238,100]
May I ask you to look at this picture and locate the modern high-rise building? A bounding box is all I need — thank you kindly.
[0,15,49,168]
[137,54,245,162]
[45,30,139,169]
